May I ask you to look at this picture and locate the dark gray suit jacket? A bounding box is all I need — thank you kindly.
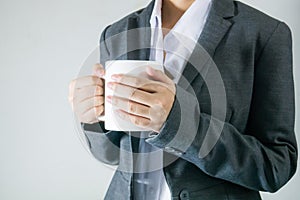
[83,0,297,199]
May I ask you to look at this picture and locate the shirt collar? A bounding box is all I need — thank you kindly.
[149,0,162,29]
[149,0,212,46]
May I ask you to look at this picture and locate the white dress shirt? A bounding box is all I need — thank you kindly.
[150,0,212,83]
[133,0,212,199]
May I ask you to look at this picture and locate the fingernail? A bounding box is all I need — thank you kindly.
[107,82,113,89]
[106,96,112,103]
[95,69,104,77]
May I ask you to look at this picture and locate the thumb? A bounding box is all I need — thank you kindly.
[93,63,105,78]
[146,66,172,84]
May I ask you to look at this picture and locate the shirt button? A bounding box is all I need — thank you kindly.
[179,189,190,200]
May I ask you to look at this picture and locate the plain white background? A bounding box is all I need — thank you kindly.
[0,0,299,199]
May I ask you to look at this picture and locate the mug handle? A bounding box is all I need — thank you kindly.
[97,73,106,122]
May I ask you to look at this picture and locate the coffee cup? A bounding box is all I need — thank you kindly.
[98,60,163,131]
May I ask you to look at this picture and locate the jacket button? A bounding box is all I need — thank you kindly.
[179,189,190,200]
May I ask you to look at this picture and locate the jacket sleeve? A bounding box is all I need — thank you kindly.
[146,22,298,192]
[81,25,125,165]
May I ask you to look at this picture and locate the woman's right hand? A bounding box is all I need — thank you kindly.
[68,64,105,124]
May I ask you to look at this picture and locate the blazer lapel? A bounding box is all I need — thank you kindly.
[178,0,235,90]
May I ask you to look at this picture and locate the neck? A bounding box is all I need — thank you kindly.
[162,0,195,34]
[164,0,195,12]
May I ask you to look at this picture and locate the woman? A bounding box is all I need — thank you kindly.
[69,0,297,199]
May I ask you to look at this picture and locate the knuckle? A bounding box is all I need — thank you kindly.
[129,102,136,113]
[130,89,138,99]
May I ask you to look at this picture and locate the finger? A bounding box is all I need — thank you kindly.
[69,77,103,102]
[79,105,104,124]
[71,85,104,103]
[69,76,103,92]
[116,109,151,128]
[93,63,105,77]
[108,96,150,118]
[74,96,104,115]
[108,82,154,106]
[111,74,158,92]
[146,66,173,85]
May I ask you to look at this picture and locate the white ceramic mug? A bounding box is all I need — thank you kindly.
[98,60,163,131]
